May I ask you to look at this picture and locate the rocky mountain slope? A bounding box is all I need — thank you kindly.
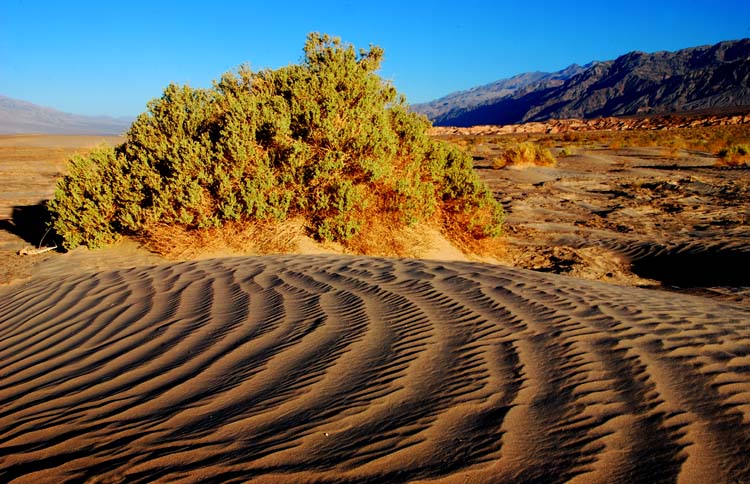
[0,95,131,134]
[429,111,750,136]
[414,39,750,126]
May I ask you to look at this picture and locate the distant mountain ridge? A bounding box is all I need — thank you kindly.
[0,95,132,134]
[414,39,750,126]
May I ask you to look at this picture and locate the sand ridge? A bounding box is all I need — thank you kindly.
[1,254,749,483]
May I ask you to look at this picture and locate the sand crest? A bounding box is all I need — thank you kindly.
[1,255,749,483]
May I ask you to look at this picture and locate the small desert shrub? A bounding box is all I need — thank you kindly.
[558,146,576,157]
[716,144,750,166]
[49,33,503,251]
[493,142,556,168]
[561,131,580,143]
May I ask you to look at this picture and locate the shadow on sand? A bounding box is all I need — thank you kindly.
[630,244,750,287]
[0,203,60,248]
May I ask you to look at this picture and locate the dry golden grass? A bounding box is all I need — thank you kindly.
[343,208,434,258]
[141,218,304,260]
[142,211,460,261]
[442,213,506,258]
[493,141,556,168]
[140,201,502,262]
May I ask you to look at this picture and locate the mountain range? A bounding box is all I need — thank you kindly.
[0,95,132,135]
[414,39,750,126]
[4,39,750,133]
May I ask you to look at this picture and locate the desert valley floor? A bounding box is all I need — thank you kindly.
[0,134,749,483]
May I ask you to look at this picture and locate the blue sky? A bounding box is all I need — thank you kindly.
[1,0,749,117]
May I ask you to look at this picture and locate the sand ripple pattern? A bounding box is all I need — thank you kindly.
[1,255,749,483]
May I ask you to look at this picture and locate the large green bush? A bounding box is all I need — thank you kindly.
[49,33,503,250]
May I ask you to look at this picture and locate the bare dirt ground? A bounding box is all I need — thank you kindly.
[456,138,750,303]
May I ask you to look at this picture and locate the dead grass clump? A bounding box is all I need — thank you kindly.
[141,218,303,260]
[716,144,750,166]
[142,207,463,261]
[440,204,506,258]
[341,199,434,257]
[493,142,556,168]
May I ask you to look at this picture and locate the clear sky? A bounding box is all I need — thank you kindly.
[2,0,749,117]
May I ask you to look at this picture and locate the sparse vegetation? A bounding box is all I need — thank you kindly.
[558,146,576,157]
[567,125,749,154]
[493,141,556,168]
[48,33,503,251]
[716,144,750,166]
[435,123,750,167]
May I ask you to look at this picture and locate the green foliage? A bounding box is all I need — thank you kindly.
[49,33,503,250]
[493,142,557,168]
[48,147,122,249]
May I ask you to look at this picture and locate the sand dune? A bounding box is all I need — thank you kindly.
[1,255,749,483]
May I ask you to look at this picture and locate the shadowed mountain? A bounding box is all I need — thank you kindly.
[413,65,587,121]
[414,39,750,126]
[0,95,132,135]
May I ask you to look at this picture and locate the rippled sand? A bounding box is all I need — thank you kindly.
[1,255,749,483]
